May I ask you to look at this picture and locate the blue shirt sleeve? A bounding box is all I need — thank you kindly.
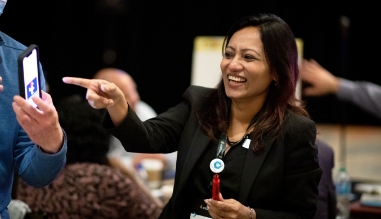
[14,128,67,188]
[337,78,381,119]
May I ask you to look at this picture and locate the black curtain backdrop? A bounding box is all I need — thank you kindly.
[1,0,380,126]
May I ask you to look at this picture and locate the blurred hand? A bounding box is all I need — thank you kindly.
[62,77,128,126]
[299,59,340,97]
[205,193,253,219]
[12,91,63,153]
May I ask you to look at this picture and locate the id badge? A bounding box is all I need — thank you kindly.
[189,198,212,219]
[189,214,211,219]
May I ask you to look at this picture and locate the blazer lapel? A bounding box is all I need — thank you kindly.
[177,126,211,193]
[238,137,274,203]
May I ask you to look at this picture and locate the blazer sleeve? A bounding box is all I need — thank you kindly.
[104,85,211,154]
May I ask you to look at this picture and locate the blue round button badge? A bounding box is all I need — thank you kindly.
[210,158,225,173]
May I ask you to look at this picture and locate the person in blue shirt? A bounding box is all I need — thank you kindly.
[0,1,67,218]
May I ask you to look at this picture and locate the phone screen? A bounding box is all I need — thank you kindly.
[20,46,41,108]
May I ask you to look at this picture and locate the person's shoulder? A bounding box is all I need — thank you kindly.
[284,110,316,130]
[183,85,214,98]
[286,110,314,122]
[186,85,214,92]
[181,85,215,106]
[0,31,27,51]
[316,139,334,156]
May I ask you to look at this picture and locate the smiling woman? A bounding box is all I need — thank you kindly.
[62,13,321,219]
[221,26,274,139]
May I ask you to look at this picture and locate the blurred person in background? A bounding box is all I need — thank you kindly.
[314,139,337,219]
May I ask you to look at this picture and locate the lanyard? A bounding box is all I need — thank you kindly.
[210,133,227,174]
[216,133,228,159]
[212,129,252,174]
[210,134,226,200]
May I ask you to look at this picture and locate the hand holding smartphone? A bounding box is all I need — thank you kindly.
[18,44,42,108]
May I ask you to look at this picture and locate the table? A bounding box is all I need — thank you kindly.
[350,201,381,219]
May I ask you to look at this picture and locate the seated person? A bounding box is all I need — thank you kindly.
[315,139,337,219]
[15,95,163,219]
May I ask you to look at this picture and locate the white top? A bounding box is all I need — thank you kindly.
[107,101,177,173]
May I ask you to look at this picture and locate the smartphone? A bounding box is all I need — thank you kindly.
[18,44,42,108]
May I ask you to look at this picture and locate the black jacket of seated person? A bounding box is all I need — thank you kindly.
[314,139,337,219]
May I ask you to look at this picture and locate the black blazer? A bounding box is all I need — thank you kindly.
[106,85,322,219]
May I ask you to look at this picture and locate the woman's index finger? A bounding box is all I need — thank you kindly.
[62,77,92,89]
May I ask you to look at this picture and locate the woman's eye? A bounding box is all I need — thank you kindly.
[224,52,233,58]
[244,55,256,60]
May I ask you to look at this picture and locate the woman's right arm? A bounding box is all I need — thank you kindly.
[62,77,128,126]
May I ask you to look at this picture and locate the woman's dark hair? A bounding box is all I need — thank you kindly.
[197,13,309,154]
[57,95,110,165]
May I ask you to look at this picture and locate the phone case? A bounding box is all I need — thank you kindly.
[17,44,42,104]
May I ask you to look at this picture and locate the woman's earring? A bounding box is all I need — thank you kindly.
[274,79,277,86]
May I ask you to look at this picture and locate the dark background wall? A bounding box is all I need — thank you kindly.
[1,0,380,126]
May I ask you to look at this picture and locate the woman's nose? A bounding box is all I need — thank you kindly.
[228,59,243,70]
